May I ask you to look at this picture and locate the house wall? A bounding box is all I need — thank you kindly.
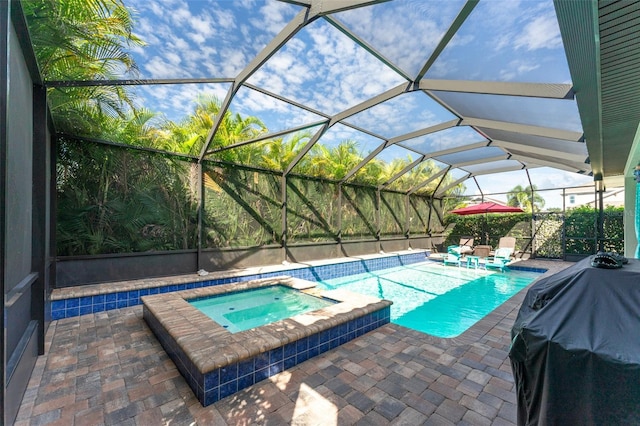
[564,188,625,208]
[625,175,638,258]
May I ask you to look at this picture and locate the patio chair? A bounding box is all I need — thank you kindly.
[495,237,516,254]
[484,247,514,271]
[443,245,462,267]
[449,237,474,256]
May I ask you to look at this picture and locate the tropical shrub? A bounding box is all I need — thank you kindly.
[56,139,198,255]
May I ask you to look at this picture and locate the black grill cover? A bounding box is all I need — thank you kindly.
[509,257,640,425]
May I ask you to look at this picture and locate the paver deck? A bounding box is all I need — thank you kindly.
[15,260,571,425]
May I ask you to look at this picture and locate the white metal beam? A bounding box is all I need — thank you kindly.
[388,119,460,144]
[491,139,587,163]
[244,83,331,120]
[400,141,488,159]
[206,120,328,155]
[464,165,526,177]
[309,0,390,16]
[331,83,410,125]
[461,117,584,141]
[448,154,509,169]
[420,79,574,99]
[509,153,589,173]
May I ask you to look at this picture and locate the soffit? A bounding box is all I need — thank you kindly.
[599,0,640,176]
[557,0,640,180]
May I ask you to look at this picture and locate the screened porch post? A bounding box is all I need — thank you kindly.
[596,178,605,253]
[337,183,342,257]
[281,173,287,263]
[196,162,203,271]
[375,188,381,253]
[405,193,410,247]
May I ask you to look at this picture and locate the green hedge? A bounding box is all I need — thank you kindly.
[443,205,624,257]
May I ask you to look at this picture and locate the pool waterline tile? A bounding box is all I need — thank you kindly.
[50,250,428,320]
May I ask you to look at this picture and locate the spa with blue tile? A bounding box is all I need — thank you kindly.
[141,276,392,406]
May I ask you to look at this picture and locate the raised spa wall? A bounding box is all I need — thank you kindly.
[51,250,428,320]
[142,276,392,406]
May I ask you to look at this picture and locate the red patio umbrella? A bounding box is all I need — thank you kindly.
[450,201,524,215]
[450,202,524,245]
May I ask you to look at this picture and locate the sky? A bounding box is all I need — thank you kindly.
[120,0,595,205]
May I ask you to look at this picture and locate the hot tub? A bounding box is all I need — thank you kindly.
[142,276,392,406]
[189,284,338,333]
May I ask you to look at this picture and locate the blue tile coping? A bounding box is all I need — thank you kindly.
[142,276,392,406]
[51,250,427,320]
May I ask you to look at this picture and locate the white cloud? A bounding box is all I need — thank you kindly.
[240,88,289,113]
[129,44,146,56]
[499,59,540,81]
[514,14,563,51]
[219,48,249,76]
[188,14,217,44]
[144,56,183,79]
[255,1,294,35]
[170,6,193,28]
[516,62,540,74]
[483,0,523,29]
[136,17,162,45]
[212,9,236,31]
[164,51,182,66]
[530,167,593,188]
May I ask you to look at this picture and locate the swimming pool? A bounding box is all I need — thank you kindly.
[317,261,541,338]
[189,285,337,333]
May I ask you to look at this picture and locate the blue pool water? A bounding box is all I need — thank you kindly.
[189,285,336,333]
[316,261,540,338]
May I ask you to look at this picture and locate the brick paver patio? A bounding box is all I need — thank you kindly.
[14,260,569,425]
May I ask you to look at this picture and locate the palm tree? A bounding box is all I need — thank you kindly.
[24,0,145,134]
[307,140,363,180]
[157,95,268,159]
[507,184,545,212]
[352,157,385,186]
[378,157,413,187]
[401,160,441,194]
[260,131,313,173]
[156,95,222,156]
[215,112,268,164]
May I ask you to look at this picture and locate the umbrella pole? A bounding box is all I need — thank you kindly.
[485,212,489,245]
